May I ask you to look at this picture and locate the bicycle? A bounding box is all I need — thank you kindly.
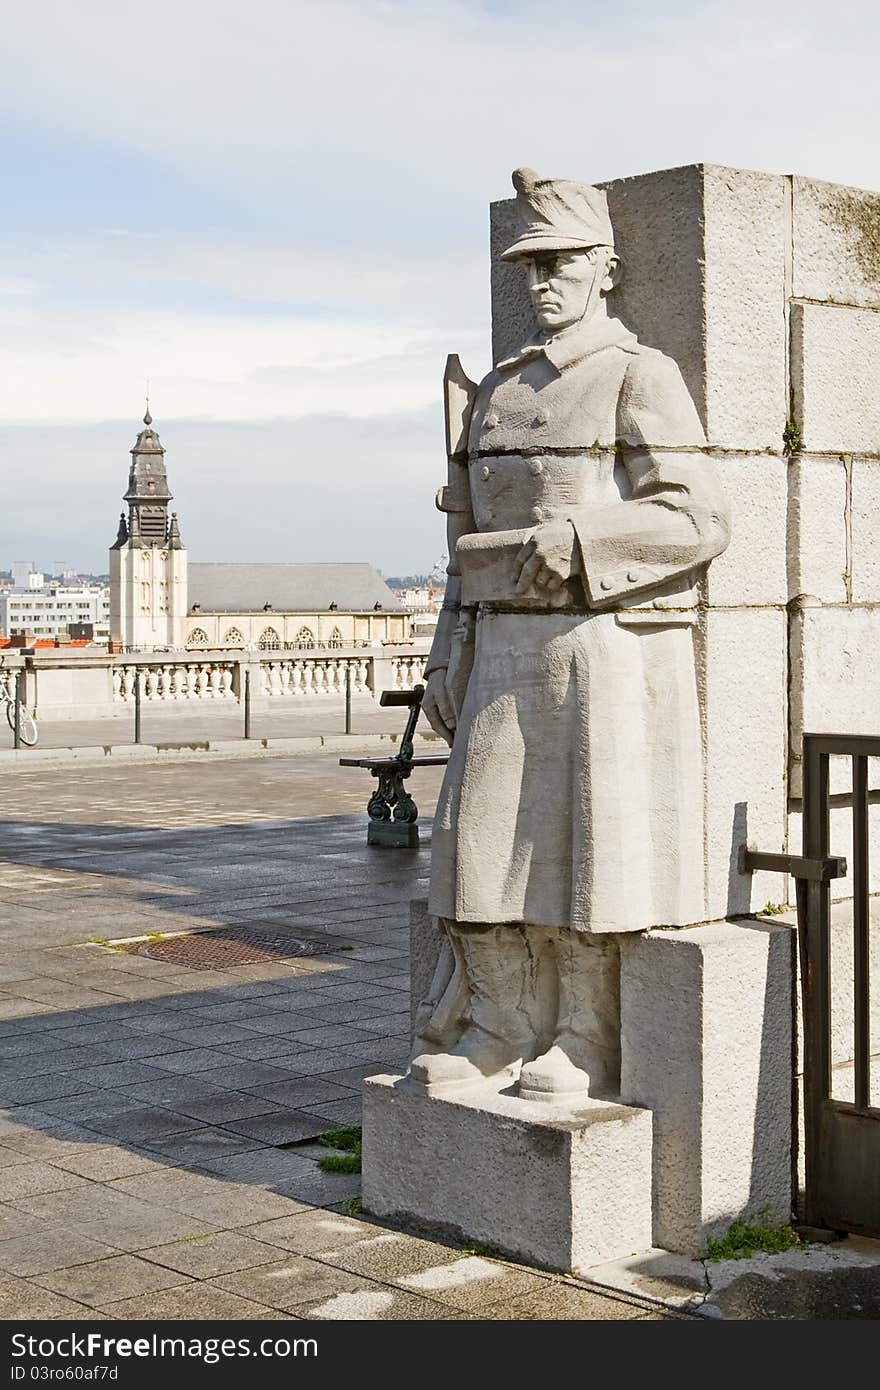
[0,657,38,746]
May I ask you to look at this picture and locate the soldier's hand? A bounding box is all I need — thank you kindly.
[514,521,581,595]
[422,668,456,746]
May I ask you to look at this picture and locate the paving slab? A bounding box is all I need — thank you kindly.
[212,1254,391,1313]
[0,1227,123,1276]
[140,1231,286,1279]
[505,1284,666,1320]
[33,1253,192,1308]
[0,1162,86,1202]
[107,1282,283,1320]
[0,1274,111,1319]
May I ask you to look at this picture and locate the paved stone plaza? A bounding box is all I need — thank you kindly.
[0,753,677,1321]
[0,697,412,753]
[1,750,877,1320]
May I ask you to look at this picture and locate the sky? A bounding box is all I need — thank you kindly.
[2,0,878,575]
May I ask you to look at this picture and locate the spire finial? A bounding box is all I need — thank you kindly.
[144,380,152,428]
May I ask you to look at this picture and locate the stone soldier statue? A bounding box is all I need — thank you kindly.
[413,168,731,1103]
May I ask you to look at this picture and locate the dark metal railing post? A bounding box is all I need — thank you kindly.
[345,663,352,735]
[244,669,252,740]
[13,672,22,750]
[133,668,142,745]
[852,753,870,1110]
[801,734,830,1229]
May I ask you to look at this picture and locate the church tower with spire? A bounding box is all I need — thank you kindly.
[109,407,188,650]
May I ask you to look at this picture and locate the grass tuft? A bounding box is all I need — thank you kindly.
[316,1124,362,1174]
[706,1209,800,1262]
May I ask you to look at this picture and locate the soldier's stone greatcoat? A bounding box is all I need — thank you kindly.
[427,309,730,934]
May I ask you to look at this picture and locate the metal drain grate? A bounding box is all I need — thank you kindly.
[120,926,346,969]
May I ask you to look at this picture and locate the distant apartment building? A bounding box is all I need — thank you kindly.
[0,585,110,642]
[11,562,44,591]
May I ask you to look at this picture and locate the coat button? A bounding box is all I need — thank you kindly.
[529,459,543,476]
[531,506,545,523]
[480,465,492,480]
[627,570,639,583]
[599,577,614,591]
[484,413,499,429]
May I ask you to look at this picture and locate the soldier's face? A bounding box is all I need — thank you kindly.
[526,249,603,331]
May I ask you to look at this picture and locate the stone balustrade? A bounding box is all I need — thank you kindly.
[11,644,431,719]
[112,660,238,702]
[257,656,371,699]
[110,648,426,704]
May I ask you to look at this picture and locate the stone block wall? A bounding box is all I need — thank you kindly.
[488,164,880,919]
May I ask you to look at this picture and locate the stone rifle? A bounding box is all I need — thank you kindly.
[424,355,479,725]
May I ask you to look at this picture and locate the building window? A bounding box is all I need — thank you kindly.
[224,627,245,647]
[328,626,344,649]
[293,626,315,649]
[187,628,209,647]
[258,627,280,650]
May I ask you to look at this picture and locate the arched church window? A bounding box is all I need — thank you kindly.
[294,627,316,649]
[187,628,209,647]
[258,628,280,650]
[328,627,344,649]
[224,627,245,647]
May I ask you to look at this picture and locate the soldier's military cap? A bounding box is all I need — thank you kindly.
[501,167,615,262]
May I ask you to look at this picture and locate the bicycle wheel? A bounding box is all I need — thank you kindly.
[6,701,38,746]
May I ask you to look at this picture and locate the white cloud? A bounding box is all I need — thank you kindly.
[1,0,877,570]
[0,297,488,424]
[1,0,878,203]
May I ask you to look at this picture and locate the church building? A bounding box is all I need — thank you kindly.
[109,412,410,653]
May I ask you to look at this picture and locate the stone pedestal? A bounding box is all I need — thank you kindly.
[362,1077,653,1273]
[620,920,794,1255]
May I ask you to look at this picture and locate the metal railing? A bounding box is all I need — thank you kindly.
[745,732,879,1238]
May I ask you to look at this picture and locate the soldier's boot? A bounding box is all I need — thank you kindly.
[409,925,538,1095]
[518,929,620,1103]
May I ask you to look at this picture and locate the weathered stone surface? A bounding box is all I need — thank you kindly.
[787,455,849,604]
[620,921,793,1256]
[792,175,880,309]
[701,607,788,918]
[791,301,880,454]
[409,898,442,1041]
[362,1077,653,1272]
[603,164,707,426]
[489,198,534,368]
[705,454,787,607]
[789,604,880,770]
[850,458,880,603]
[701,165,788,452]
